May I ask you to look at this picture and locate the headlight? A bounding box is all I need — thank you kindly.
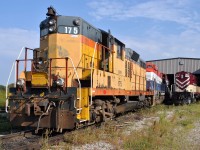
[38,61,43,65]
[56,78,65,86]
[49,19,56,25]
[49,26,55,32]
[16,79,25,87]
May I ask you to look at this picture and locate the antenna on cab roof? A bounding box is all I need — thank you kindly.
[46,6,58,17]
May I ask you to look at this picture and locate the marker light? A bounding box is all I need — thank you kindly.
[16,78,25,87]
[56,78,65,86]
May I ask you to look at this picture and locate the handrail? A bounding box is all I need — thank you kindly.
[90,42,97,106]
[5,61,15,113]
[6,47,25,113]
[67,57,82,112]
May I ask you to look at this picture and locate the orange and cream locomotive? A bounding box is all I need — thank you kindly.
[7,7,155,133]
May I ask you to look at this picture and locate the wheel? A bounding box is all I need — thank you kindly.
[184,98,191,105]
[192,98,196,103]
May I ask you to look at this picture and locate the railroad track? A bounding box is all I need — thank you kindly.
[0,130,33,141]
[0,130,40,150]
[0,106,155,149]
[0,121,114,149]
[0,128,68,150]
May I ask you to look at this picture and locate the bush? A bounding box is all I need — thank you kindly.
[0,85,6,108]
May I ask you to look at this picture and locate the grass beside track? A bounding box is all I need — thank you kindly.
[56,103,200,149]
[123,104,199,150]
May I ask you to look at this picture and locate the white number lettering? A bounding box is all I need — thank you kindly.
[64,27,78,34]
[68,27,72,33]
[65,27,68,33]
[74,27,78,34]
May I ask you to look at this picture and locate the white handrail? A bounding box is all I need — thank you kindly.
[5,47,25,113]
[5,61,15,113]
[67,57,82,113]
[6,61,15,100]
[90,42,98,106]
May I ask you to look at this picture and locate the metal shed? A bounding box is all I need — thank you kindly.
[147,57,200,75]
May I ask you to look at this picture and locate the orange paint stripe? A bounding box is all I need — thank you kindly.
[91,88,154,96]
[81,35,111,52]
[81,35,96,48]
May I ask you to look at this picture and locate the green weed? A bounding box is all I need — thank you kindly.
[123,103,200,150]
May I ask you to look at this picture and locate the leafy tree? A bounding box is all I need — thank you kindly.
[0,85,5,91]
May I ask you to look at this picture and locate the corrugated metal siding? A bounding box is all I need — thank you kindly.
[147,58,200,74]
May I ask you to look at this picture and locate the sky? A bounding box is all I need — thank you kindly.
[0,0,200,85]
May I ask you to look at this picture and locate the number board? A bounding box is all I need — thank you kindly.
[58,26,79,35]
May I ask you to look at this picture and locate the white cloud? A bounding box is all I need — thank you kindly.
[88,0,200,31]
[88,0,125,20]
[0,28,39,57]
[118,28,200,60]
[88,0,200,60]
[0,28,39,85]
